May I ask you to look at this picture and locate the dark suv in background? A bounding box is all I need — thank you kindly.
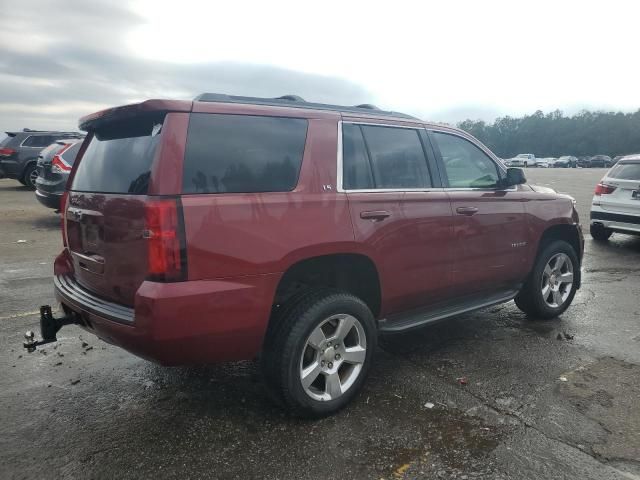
[0,129,84,189]
[35,139,84,210]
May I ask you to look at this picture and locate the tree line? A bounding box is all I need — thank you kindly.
[457,109,640,159]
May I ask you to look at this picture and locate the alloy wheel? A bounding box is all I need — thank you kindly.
[299,314,367,401]
[28,168,38,188]
[540,253,574,308]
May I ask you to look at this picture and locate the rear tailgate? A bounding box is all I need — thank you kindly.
[65,114,165,306]
[601,163,640,215]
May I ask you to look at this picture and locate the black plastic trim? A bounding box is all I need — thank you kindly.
[590,210,640,225]
[379,287,520,333]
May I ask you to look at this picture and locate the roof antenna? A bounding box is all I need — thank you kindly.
[355,104,380,110]
[276,95,305,102]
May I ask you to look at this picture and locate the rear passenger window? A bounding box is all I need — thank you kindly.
[360,125,431,189]
[342,124,374,189]
[183,114,308,194]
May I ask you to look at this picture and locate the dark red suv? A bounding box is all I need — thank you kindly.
[26,94,583,416]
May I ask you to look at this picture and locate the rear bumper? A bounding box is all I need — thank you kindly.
[591,207,640,234]
[53,252,279,365]
[35,189,62,209]
[0,159,20,178]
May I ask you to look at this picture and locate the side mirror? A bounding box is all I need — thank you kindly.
[502,167,527,187]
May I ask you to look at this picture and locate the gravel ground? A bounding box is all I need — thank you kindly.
[1,168,639,480]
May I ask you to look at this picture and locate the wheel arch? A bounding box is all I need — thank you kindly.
[532,223,583,287]
[20,158,38,178]
[17,158,38,180]
[272,253,382,319]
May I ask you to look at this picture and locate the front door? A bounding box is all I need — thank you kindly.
[429,129,528,296]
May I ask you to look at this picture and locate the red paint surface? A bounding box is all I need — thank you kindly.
[54,99,583,365]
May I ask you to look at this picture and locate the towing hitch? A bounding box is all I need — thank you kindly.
[23,305,77,352]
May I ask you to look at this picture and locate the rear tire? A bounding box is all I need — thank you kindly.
[515,240,579,319]
[22,164,38,190]
[590,224,612,242]
[261,289,376,417]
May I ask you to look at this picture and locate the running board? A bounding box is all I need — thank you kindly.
[378,288,520,333]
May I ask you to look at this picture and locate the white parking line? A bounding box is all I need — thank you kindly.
[0,310,40,321]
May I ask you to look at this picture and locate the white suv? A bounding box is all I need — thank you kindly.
[590,155,640,241]
[508,153,536,167]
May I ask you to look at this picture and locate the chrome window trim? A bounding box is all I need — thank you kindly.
[442,186,518,192]
[342,188,444,193]
[336,120,344,192]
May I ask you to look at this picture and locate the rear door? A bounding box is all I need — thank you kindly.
[429,129,528,296]
[66,114,165,306]
[600,161,640,215]
[341,121,454,315]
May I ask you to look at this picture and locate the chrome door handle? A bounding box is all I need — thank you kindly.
[360,210,391,221]
[456,206,479,216]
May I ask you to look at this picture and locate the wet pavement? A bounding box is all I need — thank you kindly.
[1,169,639,479]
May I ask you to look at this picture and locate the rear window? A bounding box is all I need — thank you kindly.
[0,134,14,147]
[182,114,308,194]
[609,162,640,180]
[72,116,163,194]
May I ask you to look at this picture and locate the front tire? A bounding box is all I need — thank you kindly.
[515,240,578,319]
[262,289,376,417]
[590,224,612,242]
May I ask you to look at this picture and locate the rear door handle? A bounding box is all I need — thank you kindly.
[360,210,391,221]
[456,206,479,216]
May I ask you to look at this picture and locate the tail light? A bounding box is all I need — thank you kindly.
[144,198,187,282]
[51,144,73,173]
[594,183,616,196]
[0,147,16,157]
[60,191,69,247]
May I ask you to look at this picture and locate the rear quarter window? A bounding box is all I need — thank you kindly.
[22,135,55,148]
[62,142,82,165]
[182,114,308,194]
[71,116,163,194]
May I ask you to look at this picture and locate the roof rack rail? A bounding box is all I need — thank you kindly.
[193,93,418,120]
[21,128,84,135]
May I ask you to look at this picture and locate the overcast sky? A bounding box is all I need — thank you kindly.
[1,0,639,134]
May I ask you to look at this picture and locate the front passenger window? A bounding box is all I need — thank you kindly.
[433,132,500,188]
